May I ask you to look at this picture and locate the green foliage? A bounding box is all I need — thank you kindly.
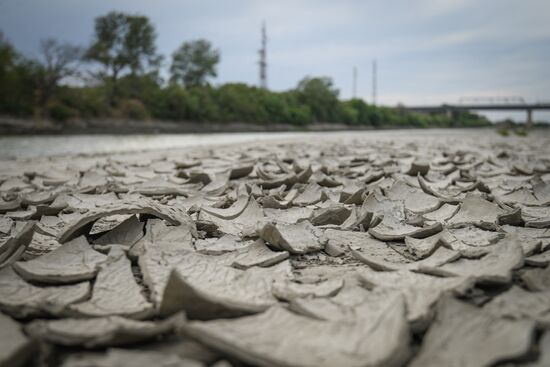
[497,127,510,137]
[514,128,528,137]
[85,12,160,83]
[0,15,493,130]
[170,39,220,87]
[112,99,150,120]
[0,32,38,116]
[35,38,83,116]
[48,102,78,122]
[295,76,340,122]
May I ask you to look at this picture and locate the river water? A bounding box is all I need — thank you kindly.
[0,128,521,160]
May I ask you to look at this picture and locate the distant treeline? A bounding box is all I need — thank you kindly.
[0,11,489,128]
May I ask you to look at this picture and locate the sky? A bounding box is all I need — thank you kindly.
[0,0,549,121]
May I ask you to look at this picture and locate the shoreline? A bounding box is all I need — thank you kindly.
[0,116,497,136]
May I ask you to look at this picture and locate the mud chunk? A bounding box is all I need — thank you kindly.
[410,297,535,367]
[183,295,410,367]
[159,258,290,319]
[447,193,505,230]
[0,312,33,367]
[70,248,153,319]
[259,221,325,254]
[14,236,107,284]
[26,313,185,348]
[0,266,90,318]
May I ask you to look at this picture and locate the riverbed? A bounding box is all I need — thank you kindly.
[0,127,527,159]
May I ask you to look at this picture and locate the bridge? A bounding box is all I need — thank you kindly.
[404,97,550,127]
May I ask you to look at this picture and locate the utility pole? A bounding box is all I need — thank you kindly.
[352,66,357,99]
[258,22,267,89]
[372,59,377,105]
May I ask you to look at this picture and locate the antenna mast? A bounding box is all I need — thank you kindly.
[259,22,267,89]
[372,59,377,105]
[352,66,357,99]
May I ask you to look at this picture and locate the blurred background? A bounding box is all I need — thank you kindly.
[0,0,548,139]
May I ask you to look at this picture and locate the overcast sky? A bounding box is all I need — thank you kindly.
[1,0,549,121]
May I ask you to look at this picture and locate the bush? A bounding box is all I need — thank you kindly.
[514,128,528,137]
[113,99,150,120]
[497,127,510,137]
[287,105,312,125]
[48,102,78,122]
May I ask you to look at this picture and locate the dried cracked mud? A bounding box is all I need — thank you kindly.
[1,130,550,367]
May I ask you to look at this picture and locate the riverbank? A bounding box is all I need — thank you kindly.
[0,115,504,136]
[0,116,371,135]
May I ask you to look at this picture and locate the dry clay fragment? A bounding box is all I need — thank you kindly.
[94,215,144,247]
[405,233,442,259]
[340,206,373,231]
[352,243,459,272]
[61,349,203,367]
[198,197,266,237]
[289,284,387,321]
[406,160,430,176]
[195,234,250,255]
[0,216,13,234]
[201,171,230,195]
[524,331,550,367]
[410,297,535,367]
[183,296,410,367]
[525,250,550,267]
[293,182,326,206]
[159,257,291,319]
[438,226,505,258]
[369,221,442,241]
[140,336,219,366]
[386,180,440,214]
[358,268,473,329]
[264,207,314,225]
[422,235,524,284]
[0,221,35,268]
[447,193,506,230]
[259,220,325,254]
[422,203,459,223]
[309,205,351,226]
[23,232,62,260]
[497,207,524,226]
[229,239,289,269]
[0,199,20,214]
[200,195,249,220]
[14,236,107,284]
[323,229,369,256]
[129,218,194,258]
[26,313,185,348]
[520,266,550,291]
[70,248,153,320]
[0,267,90,318]
[0,312,33,367]
[272,278,344,301]
[58,198,197,243]
[484,286,550,327]
[257,165,312,190]
[89,214,135,235]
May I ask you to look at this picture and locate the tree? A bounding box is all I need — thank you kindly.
[295,76,340,122]
[85,12,160,87]
[0,32,37,116]
[170,39,220,87]
[35,38,82,109]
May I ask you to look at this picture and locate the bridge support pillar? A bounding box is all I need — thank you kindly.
[526,109,533,129]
